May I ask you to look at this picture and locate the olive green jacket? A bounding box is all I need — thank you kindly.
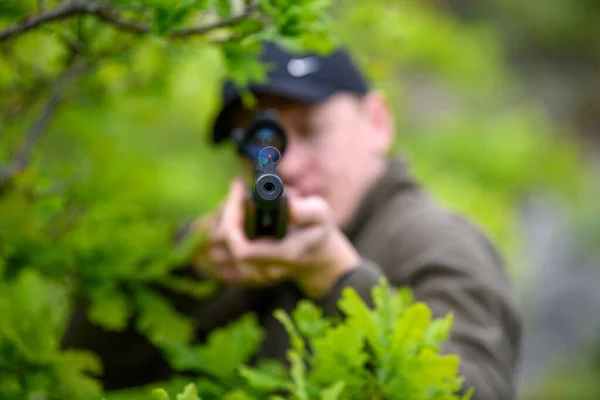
[61,156,522,399]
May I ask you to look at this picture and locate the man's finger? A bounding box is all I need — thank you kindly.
[209,245,231,265]
[236,225,326,265]
[190,213,214,236]
[207,208,225,245]
[218,179,245,230]
[220,263,270,287]
[217,263,242,282]
[288,195,331,227]
[217,178,248,251]
[263,265,289,280]
[191,242,229,278]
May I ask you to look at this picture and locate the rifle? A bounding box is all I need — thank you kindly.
[232,109,288,239]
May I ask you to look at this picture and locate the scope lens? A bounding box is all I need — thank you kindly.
[254,128,284,148]
[258,147,281,166]
[245,127,285,160]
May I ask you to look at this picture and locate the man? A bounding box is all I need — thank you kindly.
[62,41,522,398]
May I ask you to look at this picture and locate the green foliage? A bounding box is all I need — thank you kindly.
[0,0,597,399]
[0,1,335,399]
[0,268,102,400]
[167,313,265,387]
[479,0,600,53]
[151,279,471,400]
[152,383,202,400]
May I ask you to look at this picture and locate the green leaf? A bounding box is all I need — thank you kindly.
[320,381,345,400]
[88,284,132,331]
[337,287,378,347]
[152,388,171,400]
[238,366,294,392]
[273,309,305,356]
[153,0,209,34]
[253,358,289,379]
[310,324,368,386]
[371,278,396,348]
[289,351,309,400]
[292,300,330,342]
[193,378,228,398]
[220,39,268,90]
[391,302,433,353]
[0,0,36,18]
[0,269,66,363]
[176,383,202,400]
[222,389,257,400]
[168,313,264,381]
[133,287,195,349]
[462,387,475,400]
[422,313,454,351]
[407,349,461,393]
[159,276,218,300]
[155,7,174,35]
[51,349,103,399]
[216,0,232,19]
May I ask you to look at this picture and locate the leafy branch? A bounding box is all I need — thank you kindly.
[170,2,261,38]
[149,279,472,400]
[0,59,90,191]
[0,0,261,42]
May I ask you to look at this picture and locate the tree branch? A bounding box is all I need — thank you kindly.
[0,0,260,42]
[0,60,90,190]
[0,0,148,42]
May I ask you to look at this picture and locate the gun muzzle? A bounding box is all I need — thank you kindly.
[255,173,284,202]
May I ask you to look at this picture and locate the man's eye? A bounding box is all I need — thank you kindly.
[297,123,316,138]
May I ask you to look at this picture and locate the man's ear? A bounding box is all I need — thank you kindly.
[360,90,395,155]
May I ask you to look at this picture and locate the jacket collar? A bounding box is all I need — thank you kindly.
[341,155,418,242]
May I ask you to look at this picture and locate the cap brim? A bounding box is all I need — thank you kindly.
[211,77,334,144]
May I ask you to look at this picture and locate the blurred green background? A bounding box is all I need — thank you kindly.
[1,0,599,399]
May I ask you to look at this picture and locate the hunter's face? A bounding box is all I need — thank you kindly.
[232,92,394,227]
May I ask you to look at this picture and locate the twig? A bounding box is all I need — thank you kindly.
[0,60,89,190]
[169,2,259,38]
[2,83,49,123]
[0,0,260,42]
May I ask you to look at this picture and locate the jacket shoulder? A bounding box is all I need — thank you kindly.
[355,186,511,290]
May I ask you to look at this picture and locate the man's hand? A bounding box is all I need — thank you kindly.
[191,178,360,299]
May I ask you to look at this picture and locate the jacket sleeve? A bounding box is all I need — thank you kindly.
[315,258,384,313]
[315,211,522,400]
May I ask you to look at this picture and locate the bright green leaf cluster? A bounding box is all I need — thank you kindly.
[0,2,335,399]
[0,268,103,400]
[152,279,471,400]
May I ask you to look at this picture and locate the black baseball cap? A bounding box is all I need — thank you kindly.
[211,41,370,144]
